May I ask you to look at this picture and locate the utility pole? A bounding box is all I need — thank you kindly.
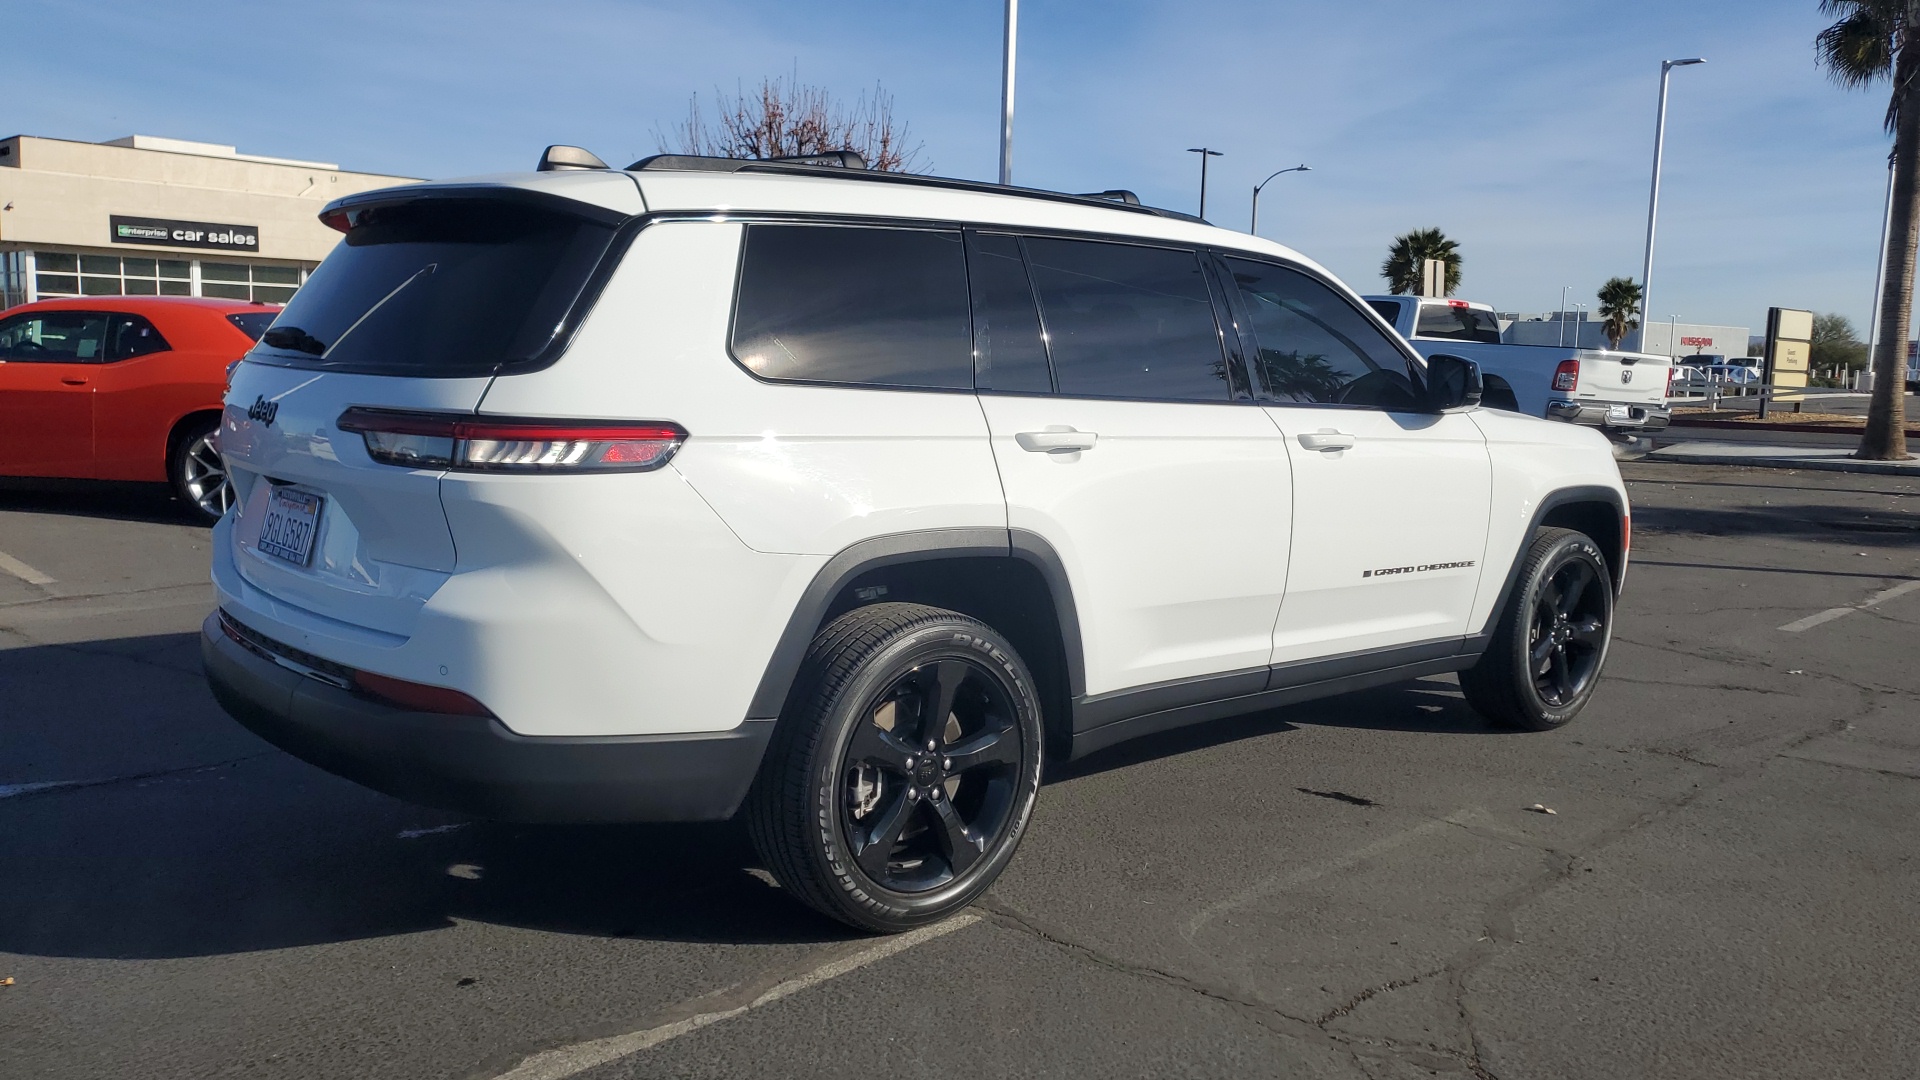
[1187,147,1223,220]
[998,0,1017,185]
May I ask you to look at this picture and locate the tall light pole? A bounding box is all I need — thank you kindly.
[1187,147,1223,219]
[998,0,1018,185]
[1866,147,1896,375]
[1574,303,1587,348]
[1250,164,1310,236]
[1637,57,1706,350]
[1668,314,1680,357]
[1558,285,1572,347]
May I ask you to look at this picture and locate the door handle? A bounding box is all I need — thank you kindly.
[1297,430,1356,452]
[61,377,89,386]
[1016,429,1098,453]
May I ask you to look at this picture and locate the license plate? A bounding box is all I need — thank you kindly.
[258,486,322,566]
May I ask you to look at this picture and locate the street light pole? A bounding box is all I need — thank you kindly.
[1637,56,1706,351]
[1866,147,1896,377]
[998,0,1017,185]
[1187,147,1223,220]
[1558,285,1572,347]
[1250,164,1310,236]
[1669,313,1680,357]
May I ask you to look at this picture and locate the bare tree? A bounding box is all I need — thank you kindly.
[657,75,926,173]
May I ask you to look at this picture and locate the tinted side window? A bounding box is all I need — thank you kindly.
[966,232,1052,393]
[0,311,112,362]
[1415,303,1501,343]
[1024,237,1229,402]
[732,225,973,389]
[109,314,170,360]
[1223,258,1420,409]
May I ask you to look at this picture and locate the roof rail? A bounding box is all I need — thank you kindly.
[622,155,1203,223]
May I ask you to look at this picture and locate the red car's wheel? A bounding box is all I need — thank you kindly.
[171,418,231,522]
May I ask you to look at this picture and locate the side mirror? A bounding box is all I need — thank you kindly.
[1425,354,1482,411]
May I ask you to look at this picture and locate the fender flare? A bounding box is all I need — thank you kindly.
[744,528,1085,721]
[1469,484,1627,647]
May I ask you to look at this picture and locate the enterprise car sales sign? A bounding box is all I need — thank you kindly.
[110,215,259,252]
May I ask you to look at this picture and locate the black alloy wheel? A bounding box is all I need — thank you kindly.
[747,603,1044,933]
[840,656,1024,894]
[1528,555,1607,707]
[1461,527,1614,730]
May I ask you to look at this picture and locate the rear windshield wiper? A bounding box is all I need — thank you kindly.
[262,326,326,355]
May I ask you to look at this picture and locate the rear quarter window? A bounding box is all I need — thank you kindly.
[730,224,974,390]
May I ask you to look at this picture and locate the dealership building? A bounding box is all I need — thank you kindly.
[1499,310,1752,359]
[0,134,416,311]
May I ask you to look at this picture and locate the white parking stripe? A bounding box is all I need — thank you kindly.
[1780,578,1920,632]
[490,913,980,1080]
[0,549,55,586]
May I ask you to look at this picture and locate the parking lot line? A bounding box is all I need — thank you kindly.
[489,913,980,1080]
[0,549,55,586]
[1779,578,1920,632]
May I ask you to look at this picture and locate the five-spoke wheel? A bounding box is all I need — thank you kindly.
[1462,527,1614,730]
[747,603,1044,932]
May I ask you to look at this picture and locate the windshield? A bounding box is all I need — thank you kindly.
[1415,303,1502,344]
[252,198,617,376]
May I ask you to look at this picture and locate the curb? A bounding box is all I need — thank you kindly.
[1643,452,1920,476]
[1668,417,1920,437]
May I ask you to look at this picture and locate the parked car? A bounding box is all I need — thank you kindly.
[1362,296,1674,442]
[0,296,277,520]
[202,149,1631,932]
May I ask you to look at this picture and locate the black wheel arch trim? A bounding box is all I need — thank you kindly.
[1475,486,1628,640]
[744,527,1087,722]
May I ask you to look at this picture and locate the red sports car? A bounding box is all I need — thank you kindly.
[0,296,277,521]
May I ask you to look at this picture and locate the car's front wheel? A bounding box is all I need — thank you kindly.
[1460,527,1614,730]
[170,417,231,523]
[746,603,1044,932]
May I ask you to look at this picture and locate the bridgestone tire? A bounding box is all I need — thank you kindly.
[1460,527,1614,731]
[745,603,1044,933]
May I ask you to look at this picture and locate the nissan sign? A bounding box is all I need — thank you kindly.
[110,215,259,252]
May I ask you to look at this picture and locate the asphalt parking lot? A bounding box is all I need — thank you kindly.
[3,463,1917,1080]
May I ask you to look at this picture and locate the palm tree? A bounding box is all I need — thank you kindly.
[1817,1,1914,460]
[1597,277,1643,349]
[1381,228,1461,296]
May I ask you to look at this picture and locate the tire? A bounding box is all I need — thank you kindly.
[1482,383,1521,412]
[746,602,1045,933]
[170,417,232,523]
[1460,527,1614,731]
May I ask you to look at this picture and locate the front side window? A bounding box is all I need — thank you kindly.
[732,224,973,389]
[1224,257,1421,409]
[1416,302,1501,343]
[0,311,112,362]
[1023,237,1229,402]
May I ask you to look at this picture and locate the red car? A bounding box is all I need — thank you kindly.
[0,296,276,521]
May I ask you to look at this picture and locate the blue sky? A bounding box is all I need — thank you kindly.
[10,0,1895,335]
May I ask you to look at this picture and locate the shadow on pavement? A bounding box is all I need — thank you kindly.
[1634,502,1920,546]
[0,478,206,526]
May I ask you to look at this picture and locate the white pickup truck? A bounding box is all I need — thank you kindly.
[1363,295,1673,442]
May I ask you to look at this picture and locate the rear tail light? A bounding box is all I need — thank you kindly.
[337,408,685,472]
[1664,365,1676,396]
[1553,359,1580,392]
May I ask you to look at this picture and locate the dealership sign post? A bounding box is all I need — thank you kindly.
[1759,307,1813,419]
[109,215,259,251]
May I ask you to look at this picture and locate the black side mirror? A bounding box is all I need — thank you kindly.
[1424,354,1482,411]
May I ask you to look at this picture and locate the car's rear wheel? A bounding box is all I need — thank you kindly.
[170,417,231,523]
[746,602,1044,933]
[1460,527,1613,731]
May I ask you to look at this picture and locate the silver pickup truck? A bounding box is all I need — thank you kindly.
[1363,295,1673,442]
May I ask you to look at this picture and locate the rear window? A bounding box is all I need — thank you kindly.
[253,198,617,376]
[1415,303,1501,343]
[730,224,973,389]
[226,311,276,341]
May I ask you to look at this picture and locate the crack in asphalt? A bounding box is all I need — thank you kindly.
[0,753,270,803]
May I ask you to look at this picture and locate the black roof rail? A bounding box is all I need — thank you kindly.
[622,154,1204,223]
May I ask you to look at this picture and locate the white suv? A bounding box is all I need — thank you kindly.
[202,148,1630,932]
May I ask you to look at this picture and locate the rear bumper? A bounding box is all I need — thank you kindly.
[1546,399,1671,432]
[201,611,772,823]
